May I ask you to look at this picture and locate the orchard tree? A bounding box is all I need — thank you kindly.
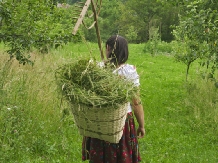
[173,0,218,80]
[0,0,79,65]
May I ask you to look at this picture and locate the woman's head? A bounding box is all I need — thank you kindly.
[106,35,128,66]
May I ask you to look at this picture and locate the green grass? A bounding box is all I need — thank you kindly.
[0,42,218,163]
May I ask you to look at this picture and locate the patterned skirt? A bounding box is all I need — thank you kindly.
[82,112,141,163]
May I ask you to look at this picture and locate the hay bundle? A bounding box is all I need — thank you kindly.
[55,57,138,143]
[55,57,137,108]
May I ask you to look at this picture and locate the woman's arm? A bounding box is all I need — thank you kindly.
[132,96,145,138]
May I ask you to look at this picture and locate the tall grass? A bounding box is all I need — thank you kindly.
[0,47,84,162]
[185,78,218,122]
[0,42,218,163]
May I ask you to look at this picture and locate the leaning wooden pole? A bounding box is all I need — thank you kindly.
[72,0,91,35]
[72,0,104,61]
[91,0,104,61]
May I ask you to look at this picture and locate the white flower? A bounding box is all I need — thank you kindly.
[7,108,11,111]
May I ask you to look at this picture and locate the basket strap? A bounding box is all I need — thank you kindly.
[73,112,128,122]
[77,125,123,136]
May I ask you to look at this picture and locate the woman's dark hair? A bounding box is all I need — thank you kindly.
[106,35,128,66]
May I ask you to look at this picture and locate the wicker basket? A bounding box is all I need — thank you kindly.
[71,103,128,143]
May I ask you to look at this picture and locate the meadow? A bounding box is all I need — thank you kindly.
[0,42,218,163]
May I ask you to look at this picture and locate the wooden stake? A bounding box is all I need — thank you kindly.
[72,0,91,35]
[91,0,104,61]
[72,0,104,61]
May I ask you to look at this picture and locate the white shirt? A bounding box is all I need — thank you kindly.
[113,64,140,112]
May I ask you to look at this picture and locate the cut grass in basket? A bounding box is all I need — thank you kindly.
[55,57,138,108]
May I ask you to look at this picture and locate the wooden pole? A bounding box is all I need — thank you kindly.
[72,0,104,61]
[72,0,91,35]
[91,0,104,61]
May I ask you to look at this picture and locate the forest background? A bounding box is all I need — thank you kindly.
[0,0,218,162]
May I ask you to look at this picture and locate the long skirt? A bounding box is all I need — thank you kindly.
[82,112,141,163]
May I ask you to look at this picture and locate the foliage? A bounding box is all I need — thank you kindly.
[172,0,218,80]
[81,0,178,43]
[143,26,177,56]
[125,26,138,43]
[148,27,160,56]
[143,40,176,56]
[0,0,80,65]
[117,0,178,43]
[82,0,121,42]
[158,2,179,42]
[66,0,81,4]
[0,0,184,57]
[98,0,121,41]
[118,0,150,42]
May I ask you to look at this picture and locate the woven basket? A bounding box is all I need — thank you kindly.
[71,103,128,143]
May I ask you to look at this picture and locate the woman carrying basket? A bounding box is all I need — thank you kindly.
[82,35,145,163]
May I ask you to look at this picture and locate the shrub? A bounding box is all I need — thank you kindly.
[143,41,175,55]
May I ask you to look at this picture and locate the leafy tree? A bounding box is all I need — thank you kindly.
[125,26,138,43]
[82,0,121,42]
[117,0,178,42]
[173,0,218,80]
[67,0,81,4]
[118,0,161,42]
[98,0,121,41]
[74,0,180,43]
[159,2,179,42]
[0,0,79,65]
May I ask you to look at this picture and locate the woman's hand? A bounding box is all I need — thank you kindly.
[137,126,145,138]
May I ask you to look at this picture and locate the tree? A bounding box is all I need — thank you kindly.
[82,0,121,42]
[0,0,79,65]
[173,0,218,80]
[67,0,81,4]
[79,0,180,43]
[117,0,178,43]
[118,0,161,42]
[159,2,179,42]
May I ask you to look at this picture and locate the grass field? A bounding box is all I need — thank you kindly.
[0,42,218,163]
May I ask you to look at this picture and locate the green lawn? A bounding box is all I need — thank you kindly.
[0,42,217,163]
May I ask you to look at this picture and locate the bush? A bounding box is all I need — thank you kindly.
[143,40,176,55]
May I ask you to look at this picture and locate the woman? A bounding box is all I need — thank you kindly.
[82,35,145,163]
